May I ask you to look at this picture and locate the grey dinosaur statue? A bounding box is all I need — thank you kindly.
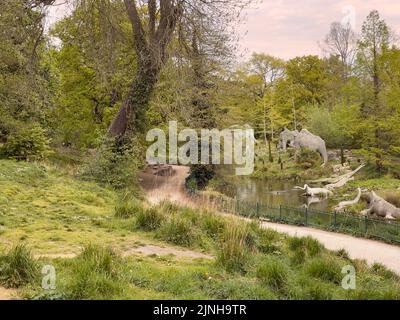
[361,192,400,220]
[279,128,328,166]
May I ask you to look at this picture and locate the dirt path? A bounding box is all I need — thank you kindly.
[140,165,400,275]
[37,244,212,261]
[123,245,213,260]
[0,287,17,300]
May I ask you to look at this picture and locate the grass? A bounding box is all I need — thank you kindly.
[0,245,38,288]
[114,193,145,219]
[256,256,289,292]
[216,222,254,273]
[1,159,400,300]
[136,208,165,231]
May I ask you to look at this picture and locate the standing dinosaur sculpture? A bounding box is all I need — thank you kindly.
[279,128,328,166]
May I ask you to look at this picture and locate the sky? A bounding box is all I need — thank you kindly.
[47,0,400,60]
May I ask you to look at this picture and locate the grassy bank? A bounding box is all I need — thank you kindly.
[0,159,399,300]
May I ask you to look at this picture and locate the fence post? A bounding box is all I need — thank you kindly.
[333,211,337,230]
[279,205,282,221]
[305,207,308,226]
[364,215,368,235]
[235,198,239,215]
[256,202,260,218]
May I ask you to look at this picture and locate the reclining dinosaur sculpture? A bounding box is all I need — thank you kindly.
[279,128,328,166]
[361,192,400,220]
[334,188,362,212]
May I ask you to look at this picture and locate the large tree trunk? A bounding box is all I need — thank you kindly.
[108,65,160,137]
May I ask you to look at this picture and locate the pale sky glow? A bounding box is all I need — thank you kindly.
[47,0,400,60]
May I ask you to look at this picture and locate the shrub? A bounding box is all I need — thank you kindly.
[136,208,164,231]
[256,256,288,292]
[216,222,254,273]
[296,148,322,168]
[304,257,342,284]
[115,193,144,219]
[0,245,38,288]
[80,136,142,189]
[0,124,51,161]
[157,216,198,247]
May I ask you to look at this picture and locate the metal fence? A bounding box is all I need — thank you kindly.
[187,190,400,245]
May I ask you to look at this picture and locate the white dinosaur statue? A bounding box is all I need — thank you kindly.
[334,188,362,212]
[295,184,333,198]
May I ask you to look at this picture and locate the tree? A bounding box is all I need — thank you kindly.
[357,10,391,111]
[357,10,393,172]
[104,0,252,138]
[323,22,357,78]
[246,54,285,162]
[286,55,331,106]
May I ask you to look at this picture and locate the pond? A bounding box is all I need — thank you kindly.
[233,179,330,212]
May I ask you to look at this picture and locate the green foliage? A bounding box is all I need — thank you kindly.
[80,137,142,189]
[114,193,145,219]
[304,257,342,284]
[136,208,165,232]
[157,216,198,247]
[0,245,38,288]
[64,245,123,300]
[216,222,254,273]
[0,124,51,161]
[256,256,289,292]
[296,148,322,168]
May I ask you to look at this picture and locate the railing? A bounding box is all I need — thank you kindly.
[187,189,400,245]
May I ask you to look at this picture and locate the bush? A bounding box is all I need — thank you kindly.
[115,193,145,219]
[0,124,51,161]
[0,245,38,288]
[216,222,254,273]
[80,136,142,189]
[157,216,198,247]
[296,148,322,168]
[256,256,289,292]
[136,208,164,231]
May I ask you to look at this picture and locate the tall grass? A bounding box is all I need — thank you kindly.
[136,207,165,231]
[216,222,254,272]
[256,256,289,292]
[114,193,145,219]
[157,216,199,247]
[64,245,123,300]
[304,257,342,284]
[0,245,38,288]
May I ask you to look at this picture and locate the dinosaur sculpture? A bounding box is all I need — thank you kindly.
[361,192,400,220]
[279,128,328,166]
[334,188,362,212]
[295,184,333,198]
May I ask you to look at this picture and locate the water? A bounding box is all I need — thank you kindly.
[233,179,330,212]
